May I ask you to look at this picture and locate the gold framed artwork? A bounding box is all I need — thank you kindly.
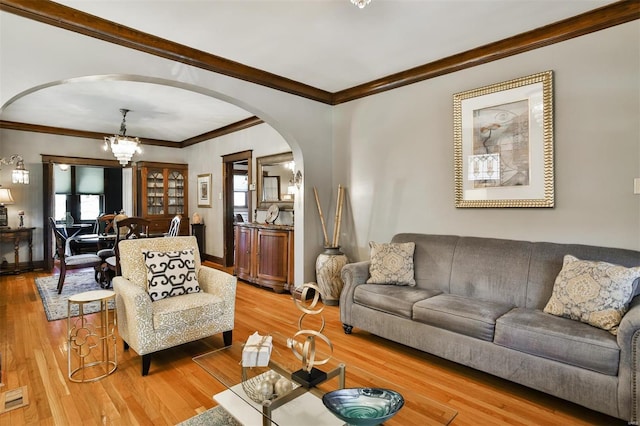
[197,173,212,208]
[453,71,554,208]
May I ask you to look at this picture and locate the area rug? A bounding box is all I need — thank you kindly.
[176,405,240,426]
[35,269,113,321]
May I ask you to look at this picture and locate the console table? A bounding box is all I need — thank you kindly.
[0,227,35,275]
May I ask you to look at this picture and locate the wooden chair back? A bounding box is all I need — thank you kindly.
[114,217,151,275]
[49,217,67,259]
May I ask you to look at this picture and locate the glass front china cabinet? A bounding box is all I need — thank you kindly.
[134,161,189,236]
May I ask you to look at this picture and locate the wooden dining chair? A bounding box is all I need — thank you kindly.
[49,217,103,294]
[165,215,181,237]
[109,216,151,276]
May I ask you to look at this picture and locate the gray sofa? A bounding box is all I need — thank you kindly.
[340,234,640,423]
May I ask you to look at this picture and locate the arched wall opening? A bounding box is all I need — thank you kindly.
[1,74,313,287]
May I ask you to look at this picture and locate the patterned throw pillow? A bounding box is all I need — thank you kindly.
[366,241,416,286]
[143,249,200,301]
[543,255,640,334]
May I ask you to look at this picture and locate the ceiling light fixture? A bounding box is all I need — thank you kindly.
[104,108,142,166]
[350,0,371,8]
[0,155,30,184]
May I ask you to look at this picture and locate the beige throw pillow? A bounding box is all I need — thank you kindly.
[143,249,201,301]
[543,255,640,334]
[366,241,416,286]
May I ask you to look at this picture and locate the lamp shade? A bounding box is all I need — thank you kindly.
[0,188,15,205]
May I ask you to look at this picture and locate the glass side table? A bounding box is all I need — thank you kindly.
[67,290,117,382]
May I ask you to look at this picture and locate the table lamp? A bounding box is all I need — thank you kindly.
[0,187,15,228]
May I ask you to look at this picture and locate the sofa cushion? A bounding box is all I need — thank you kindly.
[354,284,440,318]
[413,294,513,341]
[152,291,224,331]
[543,255,640,334]
[366,241,416,286]
[495,308,619,376]
[143,249,201,301]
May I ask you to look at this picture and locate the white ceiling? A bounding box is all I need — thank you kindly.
[0,0,612,145]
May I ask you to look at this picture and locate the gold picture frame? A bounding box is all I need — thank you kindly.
[454,71,554,208]
[197,173,212,208]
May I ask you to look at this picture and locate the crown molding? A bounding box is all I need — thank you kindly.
[0,0,333,104]
[1,0,637,141]
[0,120,177,147]
[332,0,640,104]
[181,116,264,148]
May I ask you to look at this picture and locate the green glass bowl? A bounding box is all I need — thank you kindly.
[322,388,404,426]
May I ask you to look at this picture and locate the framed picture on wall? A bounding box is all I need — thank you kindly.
[197,174,212,208]
[453,70,554,208]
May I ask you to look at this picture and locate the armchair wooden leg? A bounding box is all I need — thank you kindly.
[142,354,151,376]
[223,330,232,346]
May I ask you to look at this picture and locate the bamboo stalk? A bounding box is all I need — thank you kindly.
[331,185,340,247]
[334,185,345,247]
[313,187,330,247]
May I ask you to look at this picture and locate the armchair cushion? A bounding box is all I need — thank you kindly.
[152,292,223,331]
[143,249,200,301]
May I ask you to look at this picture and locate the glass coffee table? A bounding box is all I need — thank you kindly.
[193,332,457,425]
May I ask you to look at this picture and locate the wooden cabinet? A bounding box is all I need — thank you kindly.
[134,162,189,235]
[234,223,294,293]
[191,223,206,255]
[235,224,253,280]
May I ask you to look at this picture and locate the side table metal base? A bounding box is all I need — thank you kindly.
[67,290,117,382]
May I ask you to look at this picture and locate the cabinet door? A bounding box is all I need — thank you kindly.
[256,229,288,285]
[146,169,165,216]
[235,226,253,280]
[167,170,186,215]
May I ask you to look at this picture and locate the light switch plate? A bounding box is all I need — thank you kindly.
[634,178,640,194]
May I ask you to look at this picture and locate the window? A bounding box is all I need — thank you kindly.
[80,195,101,221]
[53,165,108,223]
[55,194,104,222]
[233,191,247,207]
[54,194,67,221]
[233,175,248,208]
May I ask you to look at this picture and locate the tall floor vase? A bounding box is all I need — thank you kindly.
[315,247,349,306]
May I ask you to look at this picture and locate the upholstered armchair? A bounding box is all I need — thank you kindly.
[112,236,236,376]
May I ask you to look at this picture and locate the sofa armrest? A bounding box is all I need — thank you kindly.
[113,276,154,353]
[617,296,640,424]
[197,265,237,314]
[339,260,370,328]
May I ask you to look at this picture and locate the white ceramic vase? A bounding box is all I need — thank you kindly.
[315,247,349,306]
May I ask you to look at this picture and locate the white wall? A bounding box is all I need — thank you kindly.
[0,14,333,284]
[0,131,190,261]
[1,17,638,281]
[333,21,640,262]
[184,123,291,259]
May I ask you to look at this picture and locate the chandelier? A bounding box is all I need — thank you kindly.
[104,108,142,166]
[0,155,29,184]
[351,0,371,8]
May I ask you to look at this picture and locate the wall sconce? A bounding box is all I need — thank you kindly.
[294,170,303,189]
[0,155,29,184]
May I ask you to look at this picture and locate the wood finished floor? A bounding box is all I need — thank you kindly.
[0,264,625,426]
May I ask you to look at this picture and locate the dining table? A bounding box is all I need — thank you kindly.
[56,223,93,256]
